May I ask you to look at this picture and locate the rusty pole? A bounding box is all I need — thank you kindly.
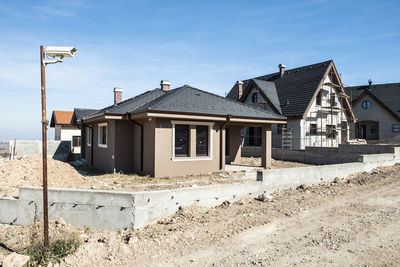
[40,45,49,248]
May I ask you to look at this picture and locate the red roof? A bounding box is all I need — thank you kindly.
[50,111,73,127]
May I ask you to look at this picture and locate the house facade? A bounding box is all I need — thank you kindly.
[345,81,400,142]
[227,60,355,150]
[80,82,286,177]
[50,110,81,154]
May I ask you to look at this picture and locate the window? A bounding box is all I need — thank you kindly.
[87,127,92,146]
[326,125,337,139]
[175,124,189,157]
[330,95,337,107]
[277,124,284,135]
[244,127,261,146]
[370,126,378,134]
[316,92,321,106]
[392,124,400,132]
[251,93,258,103]
[310,124,317,135]
[362,100,372,109]
[196,125,209,156]
[98,123,107,148]
[72,136,81,147]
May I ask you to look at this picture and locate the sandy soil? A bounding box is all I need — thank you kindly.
[0,155,309,197]
[0,164,399,266]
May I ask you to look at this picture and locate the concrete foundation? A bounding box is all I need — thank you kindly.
[0,145,399,230]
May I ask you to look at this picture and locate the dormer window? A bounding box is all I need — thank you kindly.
[252,93,258,103]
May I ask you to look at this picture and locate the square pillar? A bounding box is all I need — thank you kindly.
[226,125,242,164]
[261,124,272,168]
[189,125,196,157]
[220,128,226,170]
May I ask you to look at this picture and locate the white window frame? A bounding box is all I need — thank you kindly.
[171,120,214,161]
[98,122,108,148]
[87,127,92,147]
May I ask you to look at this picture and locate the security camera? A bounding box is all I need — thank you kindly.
[45,46,78,58]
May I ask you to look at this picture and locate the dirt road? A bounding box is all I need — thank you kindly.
[1,164,399,266]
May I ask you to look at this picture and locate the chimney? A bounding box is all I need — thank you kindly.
[113,87,123,105]
[237,81,243,100]
[161,80,171,92]
[278,64,286,77]
[368,79,372,88]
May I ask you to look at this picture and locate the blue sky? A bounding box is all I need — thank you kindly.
[0,0,399,139]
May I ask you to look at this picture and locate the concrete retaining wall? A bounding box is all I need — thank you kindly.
[0,147,399,230]
[271,144,399,165]
[9,140,71,161]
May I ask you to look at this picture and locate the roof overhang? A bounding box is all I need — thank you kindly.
[82,113,125,124]
[130,110,287,124]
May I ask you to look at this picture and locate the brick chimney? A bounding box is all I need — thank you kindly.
[368,79,372,88]
[161,80,171,92]
[237,81,243,100]
[114,87,123,105]
[279,64,286,77]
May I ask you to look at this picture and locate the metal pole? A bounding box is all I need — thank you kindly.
[40,45,49,248]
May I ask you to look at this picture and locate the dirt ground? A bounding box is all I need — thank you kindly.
[0,155,309,197]
[1,163,399,266]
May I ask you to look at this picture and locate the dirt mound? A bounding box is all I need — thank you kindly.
[0,154,98,197]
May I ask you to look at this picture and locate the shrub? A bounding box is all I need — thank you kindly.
[25,234,80,266]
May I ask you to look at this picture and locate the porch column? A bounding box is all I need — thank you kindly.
[229,125,242,164]
[220,128,226,170]
[189,125,196,157]
[261,124,272,168]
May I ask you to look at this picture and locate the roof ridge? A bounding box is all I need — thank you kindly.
[96,88,161,115]
[252,60,332,81]
[132,86,184,112]
[180,85,285,118]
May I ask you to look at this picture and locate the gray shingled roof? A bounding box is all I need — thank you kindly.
[73,108,99,121]
[227,60,332,117]
[134,85,285,120]
[87,89,166,118]
[345,83,400,120]
[252,79,281,114]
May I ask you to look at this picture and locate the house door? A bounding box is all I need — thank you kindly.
[360,125,367,139]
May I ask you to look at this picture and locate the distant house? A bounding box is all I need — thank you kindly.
[80,82,286,177]
[50,110,81,154]
[226,60,356,150]
[345,81,400,142]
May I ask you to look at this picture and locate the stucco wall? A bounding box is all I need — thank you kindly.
[352,94,400,141]
[153,119,222,177]
[114,120,135,173]
[91,120,116,173]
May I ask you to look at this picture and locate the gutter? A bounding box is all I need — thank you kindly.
[127,114,144,173]
[220,115,232,170]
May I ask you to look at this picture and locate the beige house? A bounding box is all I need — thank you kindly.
[81,82,286,177]
[345,81,400,142]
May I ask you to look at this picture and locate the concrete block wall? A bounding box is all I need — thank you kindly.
[9,140,71,161]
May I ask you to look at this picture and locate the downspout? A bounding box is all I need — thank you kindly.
[127,114,144,173]
[220,115,232,170]
[83,122,94,167]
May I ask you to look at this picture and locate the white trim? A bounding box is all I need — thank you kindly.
[172,157,214,162]
[98,122,108,148]
[87,127,92,147]
[104,115,123,120]
[171,120,215,126]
